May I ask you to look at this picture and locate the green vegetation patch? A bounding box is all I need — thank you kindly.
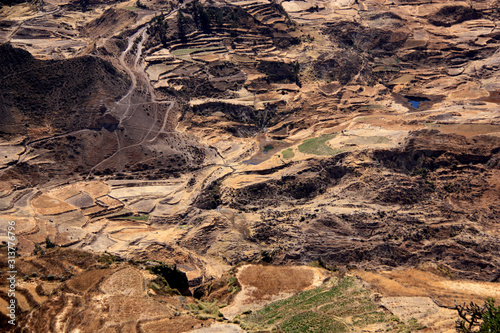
[298,133,338,156]
[373,65,400,72]
[187,300,225,320]
[318,295,377,317]
[172,46,220,56]
[352,311,387,326]
[363,104,384,110]
[116,214,149,222]
[282,148,295,159]
[238,276,408,333]
[263,145,274,154]
[98,252,120,265]
[281,311,347,333]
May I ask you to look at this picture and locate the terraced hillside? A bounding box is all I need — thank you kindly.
[1,0,500,331]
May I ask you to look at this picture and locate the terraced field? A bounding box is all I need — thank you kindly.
[1,0,500,331]
[238,276,409,332]
[298,133,338,156]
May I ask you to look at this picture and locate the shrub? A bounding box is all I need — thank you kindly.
[455,298,500,333]
[227,276,237,286]
[33,243,44,255]
[479,298,500,332]
[45,237,55,249]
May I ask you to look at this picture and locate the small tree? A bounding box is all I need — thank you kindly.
[45,237,55,249]
[147,12,168,46]
[193,0,211,33]
[433,297,500,333]
[477,298,500,333]
[33,243,43,255]
[177,9,186,42]
[453,298,500,333]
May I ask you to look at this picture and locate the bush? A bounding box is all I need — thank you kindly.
[479,298,500,332]
[98,253,119,265]
[147,13,168,46]
[45,237,55,249]
[186,300,224,320]
[33,243,44,255]
[455,298,500,333]
[227,276,237,287]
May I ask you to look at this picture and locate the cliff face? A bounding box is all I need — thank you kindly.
[188,129,500,281]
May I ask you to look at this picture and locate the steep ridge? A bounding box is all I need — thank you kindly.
[0,43,130,137]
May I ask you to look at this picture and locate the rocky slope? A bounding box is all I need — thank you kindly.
[0,0,499,331]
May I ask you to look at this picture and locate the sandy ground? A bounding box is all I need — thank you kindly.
[356,268,500,332]
[187,323,244,333]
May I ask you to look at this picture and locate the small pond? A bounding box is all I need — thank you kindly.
[243,139,289,165]
[407,97,429,109]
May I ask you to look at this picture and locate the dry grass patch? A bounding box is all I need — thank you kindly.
[237,265,317,301]
[140,316,211,333]
[32,194,75,215]
[65,268,115,293]
[100,268,145,297]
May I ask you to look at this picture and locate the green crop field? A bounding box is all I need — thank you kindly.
[116,214,149,222]
[172,47,220,56]
[298,133,339,156]
[237,276,411,333]
[281,148,295,159]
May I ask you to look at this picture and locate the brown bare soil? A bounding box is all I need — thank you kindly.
[356,268,500,306]
[140,316,211,333]
[237,264,318,301]
[1,0,500,331]
[65,268,116,293]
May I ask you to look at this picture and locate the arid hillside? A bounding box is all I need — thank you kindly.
[0,0,499,331]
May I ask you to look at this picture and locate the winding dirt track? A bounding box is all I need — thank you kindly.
[1,24,175,179]
[87,23,176,177]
